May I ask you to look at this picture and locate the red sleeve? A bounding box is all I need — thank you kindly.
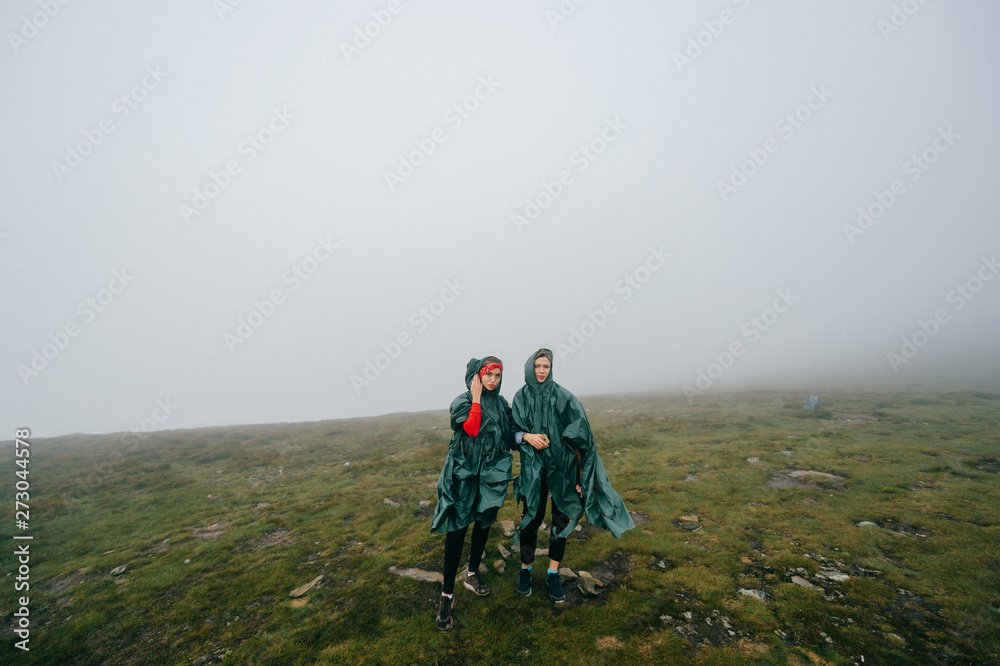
[462,403,481,436]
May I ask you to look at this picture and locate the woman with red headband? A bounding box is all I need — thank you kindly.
[430,356,514,631]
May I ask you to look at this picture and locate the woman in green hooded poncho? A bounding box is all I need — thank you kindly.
[430,356,514,631]
[512,348,634,602]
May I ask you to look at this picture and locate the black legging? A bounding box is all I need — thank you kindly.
[442,522,490,594]
[519,476,570,566]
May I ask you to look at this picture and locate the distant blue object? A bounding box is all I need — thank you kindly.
[805,396,821,410]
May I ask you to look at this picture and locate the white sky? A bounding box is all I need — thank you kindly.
[2,1,998,438]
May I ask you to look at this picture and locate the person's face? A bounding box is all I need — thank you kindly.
[481,367,501,391]
[533,357,551,383]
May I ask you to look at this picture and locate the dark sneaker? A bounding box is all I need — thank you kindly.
[435,594,454,631]
[546,572,565,603]
[516,567,532,596]
[463,572,491,597]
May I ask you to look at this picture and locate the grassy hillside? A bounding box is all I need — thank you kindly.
[2,390,998,664]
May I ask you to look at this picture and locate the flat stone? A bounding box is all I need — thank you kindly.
[499,520,516,537]
[110,565,127,576]
[559,567,578,579]
[289,575,323,598]
[498,543,511,560]
[493,559,505,574]
[739,588,766,601]
[856,521,879,528]
[418,500,430,508]
[679,515,699,523]
[383,498,400,507]
[819,567,849,582]
[535,548,548,556]
[577,571,600,596]
[788,470,844,481]
[388,566,443,584]
[776,451,792,456]
[685,475,698,482]
[747,457,760,464]
[791,575,822,591]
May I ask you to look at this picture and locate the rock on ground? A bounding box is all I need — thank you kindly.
[289,575,323,598]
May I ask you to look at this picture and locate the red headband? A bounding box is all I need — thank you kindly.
[479,363,502,378]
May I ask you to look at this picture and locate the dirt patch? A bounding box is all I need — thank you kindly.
[975,459,1000,474]
[251,529,295,550]
[595,636,622,650]
[560,551,633,605]
[629,510,651,525]
[767,470,847,491]
[38,567,92,594]
[194,521,230,541]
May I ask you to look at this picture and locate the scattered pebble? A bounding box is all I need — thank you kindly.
[747,457,759,464]
[184,559,191,565]
[418,500,431,508]
[739,588,766,601]
[383,498,400,507]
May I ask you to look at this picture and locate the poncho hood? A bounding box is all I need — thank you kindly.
[521,349,554,396]
[467,356,504,394]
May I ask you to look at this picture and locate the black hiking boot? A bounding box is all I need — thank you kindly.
[435,594,454,631]
[517,567,532,596]
[546,571,565,603]
[463,572,491,596]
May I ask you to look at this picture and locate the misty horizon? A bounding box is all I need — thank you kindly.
[3,2,998,439]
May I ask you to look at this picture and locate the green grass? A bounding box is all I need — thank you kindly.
[2,390,998,664]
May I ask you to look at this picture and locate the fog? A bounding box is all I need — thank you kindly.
[3,1,998,438]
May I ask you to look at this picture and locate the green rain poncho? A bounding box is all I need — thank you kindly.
[430,358,515,534]
[512,350,634,540]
